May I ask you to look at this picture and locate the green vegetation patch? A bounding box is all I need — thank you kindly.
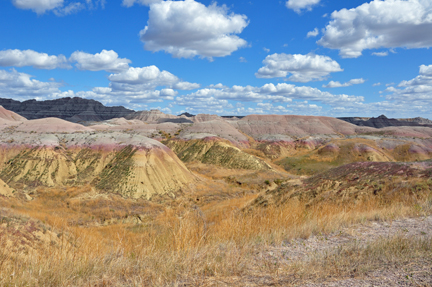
[74,148,103,182]
[276,156,339,176]
[95,145,138,195]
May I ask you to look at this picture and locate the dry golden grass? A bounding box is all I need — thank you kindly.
[0,179,431,286]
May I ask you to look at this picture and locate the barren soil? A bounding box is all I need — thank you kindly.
[185,215,432,286]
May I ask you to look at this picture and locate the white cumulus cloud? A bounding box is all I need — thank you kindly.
[69,50,131,73]
[103,65,200,100]
[255,53,343,82]
[179,83,363,107]
[48,65,201,107]
[139,0,249,59]
[398,64,432,87]
[286,0,321,13]
[0,49,70,69]
[0,69,62,98]
[12,0,64,14]
[12,0,104,15]
[318,0,432,58]
[108,66,179,86]
[172,81,200,90]
[323,78,365,88]
[307,28,319,38]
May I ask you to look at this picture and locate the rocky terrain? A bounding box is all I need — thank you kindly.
[0,97,134,122]
[339,114,432,128]
[0,100,431,286]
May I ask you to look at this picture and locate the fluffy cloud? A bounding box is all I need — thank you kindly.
[69,50,131,73]
[340,64,432,117]
[419,64,432,76]
[0,49,70,69]
[254,102,323,115]
[0,69,62,98]
[0,63,199,108]
[172,81,200,90]
[179,83,363,107]
[12,0,64,14]
[139,0,249,59]
[307,28,319,38]
[69,65,200,107]
[175,96,233,114]
[286,0,321,13]
[12,0,104,15]
[372,51,389,57]
[255,53,343,82]
[122,0,160,7]
[108,66,179,87]
[318,0,432,58]
[398,65,432,87]
[323,78,365,88]
[381,64,432,105]
[53,2,84,16]
[71,89,172,107]
[99,62,201,101]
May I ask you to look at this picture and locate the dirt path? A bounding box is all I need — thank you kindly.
[193,215,432,286]
[275,215,432,286]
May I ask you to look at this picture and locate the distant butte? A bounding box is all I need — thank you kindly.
[338,114,432,128]
[0,97,134,122]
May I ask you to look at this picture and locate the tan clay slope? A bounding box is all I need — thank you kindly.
[0,105,27,122]
[232,115,360,139]
[0,178,14,197]
[14,118,92,133]
[0,146,78,187]
[125,110,178,123]
[191,114,224,123]
[0,134,196,199]
[165,137,272,171]
[95,146,194,199]
[179,120,249,143]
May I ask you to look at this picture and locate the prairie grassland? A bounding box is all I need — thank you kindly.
[0,179,431,286]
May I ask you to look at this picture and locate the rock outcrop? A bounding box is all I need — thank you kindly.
[0,97,134,122]
[165,137,272,170]
[0,131,196,199]
[338,115,432,128]
[247,161,432,210]
[126,109,178,123]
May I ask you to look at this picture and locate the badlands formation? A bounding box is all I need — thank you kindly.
[0,102,431,200]
[1,98,432,285]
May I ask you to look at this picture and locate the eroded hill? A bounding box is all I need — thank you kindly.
[0,104,431,286]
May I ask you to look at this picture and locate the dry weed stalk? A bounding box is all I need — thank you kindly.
[0,184,430,286]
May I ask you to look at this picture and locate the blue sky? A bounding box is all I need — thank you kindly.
[1,0,431,118]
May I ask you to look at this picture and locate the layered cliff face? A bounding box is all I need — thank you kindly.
[0,97,134,122]
[338,115,432,128]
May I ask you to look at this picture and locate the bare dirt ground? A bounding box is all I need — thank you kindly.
[189,215,432,286]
